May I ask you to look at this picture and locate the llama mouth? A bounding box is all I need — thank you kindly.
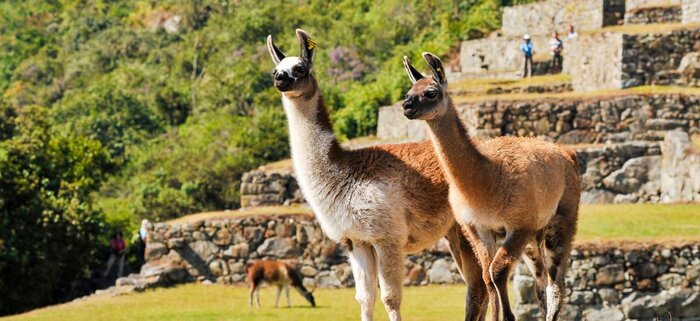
[274,80,293,92]
[403,108,419,119]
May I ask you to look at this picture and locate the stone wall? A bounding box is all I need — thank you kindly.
[501,0,624,37]
[378,94,700,144]
[567,26,700,91]
[458,34,553,74]
[115,214,461,293]
[564,32,624,91]
[621,27,700,88]
[515,243,700,321]
[240,170,303,207]
[627,0,681,10]
[683,0,700,23]
[624,5,683,24]
[660,131,700,202]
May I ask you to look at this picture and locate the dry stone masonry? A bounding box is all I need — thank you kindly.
[625,5,683,24]
[515,243,700,321]
[501,0,624,37]
[114,214,462,293]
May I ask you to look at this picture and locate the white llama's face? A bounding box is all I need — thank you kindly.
[271,56,311,93]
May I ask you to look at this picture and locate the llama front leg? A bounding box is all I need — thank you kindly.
[275,285,282,308]
[349,241,378,321]
[375,242,404,321]
[285,285,291,308]
[490,229,535,321]
[446,224,487,321]
[463,224,499,321]
[521,230,548,313]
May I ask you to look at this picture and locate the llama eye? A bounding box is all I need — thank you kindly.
[293,65,306,74]
[425,90,438,99]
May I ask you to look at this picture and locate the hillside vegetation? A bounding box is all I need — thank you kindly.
[0,0,546,315]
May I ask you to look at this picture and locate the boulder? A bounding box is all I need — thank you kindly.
[427,259,453,284]
[256,237,300,258]
[595,264,625,286]
[300,265,319,278]
[145,242,168,261]
[582,307,624,321]
[581,189,615,204]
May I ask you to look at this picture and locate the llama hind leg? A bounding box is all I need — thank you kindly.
[349,241,378,321]
[543,207,576,321]
[375,241,404,321]
[275,285,282,308]
[521,230,548,313]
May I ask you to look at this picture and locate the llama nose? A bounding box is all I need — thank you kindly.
[275,72,290,81]
[402,99,414,110]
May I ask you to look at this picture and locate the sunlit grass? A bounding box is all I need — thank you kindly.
[577,204,700,243]
[2,284,485,321]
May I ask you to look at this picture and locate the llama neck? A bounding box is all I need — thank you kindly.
[282,81,344,178]
[425,99,496,200]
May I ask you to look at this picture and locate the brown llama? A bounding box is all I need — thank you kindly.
[401,53,580,321]
[247,260,316,308]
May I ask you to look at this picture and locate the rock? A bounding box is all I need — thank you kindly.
[595,264,625,286]
[224,243,249,258]
[613,194,639,204]
[602,169,641,194]
[581,189,615,204]
[657,273,683,290]
[167,238,184,249]
[316,271,342,288]
[213,229,233,246]
[569,290,595,305]
[677,291,700,318]
[636,262,658,278]
[687,265,700,284]
[209,259,229,277]
[256,237,300,258]
[598,288,620,304]
[229,261,246,274]
[513,274,536,304]
[582,307,624,321]
[145,242,168,260]
[513,303,541,321]
[300,266,319,278]
[427,259,453,284]
[188,240,219,261]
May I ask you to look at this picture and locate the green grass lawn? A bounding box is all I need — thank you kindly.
[2,285,484,321]
[577,204,700,243]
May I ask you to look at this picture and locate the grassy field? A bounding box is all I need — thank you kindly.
[2,285,485,321]
[577,204,700,243]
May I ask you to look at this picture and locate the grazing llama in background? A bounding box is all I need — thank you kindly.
[266,29,487,321]
[401,53,580,321]
[247,260,316,308]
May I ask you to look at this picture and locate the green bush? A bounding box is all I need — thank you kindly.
[0,106,112,314]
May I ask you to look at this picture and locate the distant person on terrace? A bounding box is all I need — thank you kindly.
[549,31,564,73]
[103,231,126,278]
[567,24,578,40]
[520,34,533,78]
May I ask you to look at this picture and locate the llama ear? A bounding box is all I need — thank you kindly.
[267,35,285,65]
[296,29,316,66]
[422,52,447,86]
[402,56,424,84]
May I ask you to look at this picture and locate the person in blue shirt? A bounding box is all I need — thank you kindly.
[520,34,534,78]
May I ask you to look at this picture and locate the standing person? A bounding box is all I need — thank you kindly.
[137,219,150,266]
[549,31,564,73]
[567,24,578,40]
[103,231,126,278]
[520,34,533,78]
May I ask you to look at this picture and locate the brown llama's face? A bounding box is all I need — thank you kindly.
[402,78,446,120]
